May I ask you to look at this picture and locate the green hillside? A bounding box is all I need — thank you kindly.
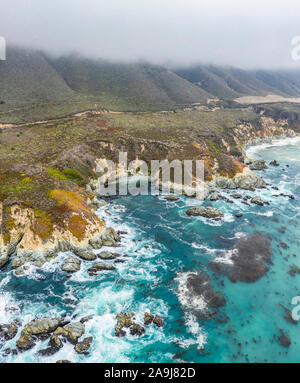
[47,55,210,109]
[175,65,300,99]
[0,47,75,110]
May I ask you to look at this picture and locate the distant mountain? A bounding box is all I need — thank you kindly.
[174,65,300,100]
[47,54,209,109]
[1,46,300,118]
[0,47,208,113]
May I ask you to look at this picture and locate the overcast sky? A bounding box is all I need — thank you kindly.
[1,0,300,68]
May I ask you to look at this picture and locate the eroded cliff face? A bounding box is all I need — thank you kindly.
[232,116,296,151]
[0,189,118,272]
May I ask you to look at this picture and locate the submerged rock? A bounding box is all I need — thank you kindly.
[288,265,300,277]
[180,271,226,321]
[211,231,272,283]
[186,207,224,219]
[277,329,291,348]
[62,256,81,273]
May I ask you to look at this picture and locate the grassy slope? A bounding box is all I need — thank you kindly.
[0,47,75,110]
[175,65,300,99]
[48,55,210,109]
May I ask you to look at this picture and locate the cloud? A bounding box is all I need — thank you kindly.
[1,0,300,68]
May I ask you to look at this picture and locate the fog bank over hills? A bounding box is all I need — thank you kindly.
[1,0,300,69]
[1,46,300,118]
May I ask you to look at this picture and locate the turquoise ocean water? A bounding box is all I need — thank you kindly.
[0,137,299,363]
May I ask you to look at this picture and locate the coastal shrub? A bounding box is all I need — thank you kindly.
[47,167,84,186]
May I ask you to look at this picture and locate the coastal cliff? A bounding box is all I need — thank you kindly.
[0,104,299,270]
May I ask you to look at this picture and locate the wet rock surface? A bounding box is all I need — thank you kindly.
[74,249,96,261]
[0,322,18,341]
[249,160,268,171]
[97,251,120,260]
[186,207,224,219]
[88,262,116,276]
[75,337,93,354]
[164,195,180,201]
[62,256,81,273]
[211,232,272,283]
[270,160,280,167]
[251,197,265,206]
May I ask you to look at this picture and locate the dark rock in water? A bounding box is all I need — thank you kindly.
[56,360,72,363]
[211,232,272,283]
[153,315,164,328]
[288,265,300,277]
[280,242,289,250]
[88,263,116,276]
[130,324,145,336]
[0,322,18,341]
[249,160,268,171]
[277,329,291,348]
[270,160,280,167]
[183,271,226,321]
[272,186,279,191]
[278,304,298,325]
[186,207,224,219]
[235,213,243,218]
[75,336,93,354]
[144,312,154,325]
[251,197,264,206]
[232,194,242,199]
[164,195,180,201]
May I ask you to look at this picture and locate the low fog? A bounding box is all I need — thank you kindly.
[1,0,300,69]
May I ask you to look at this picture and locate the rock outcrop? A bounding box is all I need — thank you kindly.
[186,207,224,219]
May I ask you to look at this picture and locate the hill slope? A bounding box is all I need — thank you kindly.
[175,65,300,100]
[47,54,210,109]
[0,47,75,110]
